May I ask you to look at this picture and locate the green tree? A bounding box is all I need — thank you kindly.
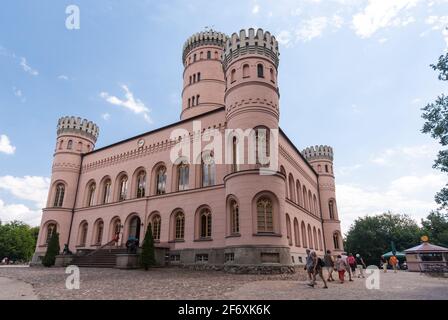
[42,232,60,267]
[421,211,448,247]
[422,53,448,209]
[0,221,36,262]
[344,212,421,265]
[140,225,156,270]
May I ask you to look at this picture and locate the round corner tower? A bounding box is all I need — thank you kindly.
[181,30,228,120]
[35,116,99,258]
[222,28,290,265]
[302,145,343,253]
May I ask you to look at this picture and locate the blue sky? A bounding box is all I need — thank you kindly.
[0,0,447,232]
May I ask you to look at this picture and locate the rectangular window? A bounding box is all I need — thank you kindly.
[225,253,235,263]
[195,254,209,263]
[170,254,180,262]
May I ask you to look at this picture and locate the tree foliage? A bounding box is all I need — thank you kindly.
[422,53,448,209]
[421,211,448,247]
[0,221,37,262]
[344,212,421,265]
[140,225,155,270]
[42,232,60,267]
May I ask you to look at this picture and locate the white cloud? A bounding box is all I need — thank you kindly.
[12,87,26,102]
[0,175,50,208]
[101,113,111,121]
[0,175,50,226]
[352,0,420,38]
[252,4,260,14]
[0,199,41,226]
[100,85,152,123]
[277,30,293,47]
[0,135,16,155]
[58,75,69,80]
[296,17,330,42]
[337,173,446,233]
[425,15,448,48]
[19,57,38,76]
[370,144,439,166]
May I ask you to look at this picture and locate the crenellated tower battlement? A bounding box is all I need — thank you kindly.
[57,116,99,143]
[223,28,279,70]
[302,145,334,162]
[182,31,228,66]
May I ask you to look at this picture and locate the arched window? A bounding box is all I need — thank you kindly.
[67,140,73,150]
[313,227,318,251]
[333,232,340,250]
[270,68,275,82]
[79,222,88,246]
[152,215,161,241]
[178,161,189,191]
[296,180,302,206]
[329,200,335,220]
[286,214,292,246]
[288,174,295,202]
[128,216,141,239]
[257,197,273,233]
[214,51,219,59]
[294,218,300,247]
[175,211,185,240]
[280,166,287,196]
[197,72,201,81]
[257,64,264,78]
[46,223,57,244]
[302,186,308,210]
[192,96,195,106]
[200,208,212,238]
[230,69,236,83]
[87,182,96,207]
[95,220,104,245]
[189,75,192,84]
[188,98,191,108]
[136,171,146,198]
[318,229,323,251]
[119,176,128,201]
[207,51,211,59]
[301,222,307,248]
[77,141,83,152]
[243,64,250,78]
[193,54,196,62]
[325,165,329,173]
[307,224,313,249]
[193,74,196,83]
[255,127,270,166]
[317,165,322,173]
[58,140,64,150]
[230,199,239,234]
[156,166,167,195]
[308,191,313,213]
[53,183,65,207]
[196,95,200,105]
[201,152,215,187]
[232,136,238,173]
[313,195,318,215]
[199,51,203,60]
[102,179,111,204]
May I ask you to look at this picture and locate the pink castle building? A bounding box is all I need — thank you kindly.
[33,28,343,271]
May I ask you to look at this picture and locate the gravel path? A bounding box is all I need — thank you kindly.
[0,276,37,300]
[0,266,446,300]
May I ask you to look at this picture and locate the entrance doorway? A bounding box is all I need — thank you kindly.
[129,216,141,241]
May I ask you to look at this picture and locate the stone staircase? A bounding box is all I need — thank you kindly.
[71,248,129,268]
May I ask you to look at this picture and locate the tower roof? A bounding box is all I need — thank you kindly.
[222,28,280,70]
[182,30,228,64]
[302,145,334,161]
[57,116,99,143]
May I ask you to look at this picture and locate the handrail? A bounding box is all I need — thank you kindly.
[86,239,118,256]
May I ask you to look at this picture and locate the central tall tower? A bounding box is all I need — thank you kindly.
[181,30,228,120]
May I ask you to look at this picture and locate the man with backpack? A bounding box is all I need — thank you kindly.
[341,252,353,281]
[307,251,328,289]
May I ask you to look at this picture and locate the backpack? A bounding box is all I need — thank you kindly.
[318,257,325,267]
[348,256,356,265]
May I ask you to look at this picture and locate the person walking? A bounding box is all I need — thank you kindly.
[340,252,352,281]
[307,251,328,289]
[305,249,316,286]
[355,254,366,278]
[380,255,388,273]
[347,253,357,281]
[389,255,398,273]
[335,255,347,283]
[324,250,335,282]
